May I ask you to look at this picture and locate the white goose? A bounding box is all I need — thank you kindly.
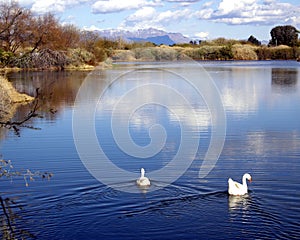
[136,168,151,187]
[228,173,252,196]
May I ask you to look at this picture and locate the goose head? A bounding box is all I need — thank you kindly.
[243,173,252,183]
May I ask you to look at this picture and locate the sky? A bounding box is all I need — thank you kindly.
[17,0,300,41]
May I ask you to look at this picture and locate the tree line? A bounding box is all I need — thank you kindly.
[0,1,139,69]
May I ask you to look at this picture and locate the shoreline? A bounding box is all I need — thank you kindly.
[0,58,299,73]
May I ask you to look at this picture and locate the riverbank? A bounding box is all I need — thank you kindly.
[0,76,34,122]
[1,44,299,73]
[111,44,300,62]
[1,44,299,72]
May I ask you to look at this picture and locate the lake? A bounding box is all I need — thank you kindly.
[1,61,300,239]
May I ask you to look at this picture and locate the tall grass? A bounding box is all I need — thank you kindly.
[256,45,299,60]
[232,44,258,60]
[111,44,300,62]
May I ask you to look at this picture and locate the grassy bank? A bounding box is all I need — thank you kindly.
[1,44,299,71]
[0,76,34,122]
[111,44,300,62]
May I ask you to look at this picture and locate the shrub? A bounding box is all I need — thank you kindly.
[68,48,96,66]
[232,44,258,60]
[0,49,14,67]
[255,45,298,60]
[12,49,69,69]
[112,50,136,61]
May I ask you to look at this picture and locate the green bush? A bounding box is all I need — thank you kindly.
[181,45,233,60]
[0,49,14,67]
[68,48,96,66]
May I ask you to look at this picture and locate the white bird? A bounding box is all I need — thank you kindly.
[228,173,252,196]
[136,168,151,187]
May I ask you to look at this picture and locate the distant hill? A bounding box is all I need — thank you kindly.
[129,35,175,45]
[97,28,190,45]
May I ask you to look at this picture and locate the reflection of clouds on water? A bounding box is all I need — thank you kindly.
[168,106,210,131]
[217,66,300,120]
[246,131,300,157]
[96,76,211,130]
[219,68,268,115]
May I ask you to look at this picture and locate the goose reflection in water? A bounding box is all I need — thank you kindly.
[228,194,251,211]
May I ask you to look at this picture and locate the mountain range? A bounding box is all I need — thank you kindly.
[96,28,190,45]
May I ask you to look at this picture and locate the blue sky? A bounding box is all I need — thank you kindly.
[18,0,300,41]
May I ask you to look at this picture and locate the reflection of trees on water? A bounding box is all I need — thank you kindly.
[7,71,90,122]
[0,71,91,141]
[10,71,90,107]
[0,70,104,238]
[271,68,298,86]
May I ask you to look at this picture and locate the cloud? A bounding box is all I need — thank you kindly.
[82,25,103,31]
[92,0,162,14]
[126,7,156,21]
[195,8,214,19]
[19,0,89,14]
[163,0,199,2]
[18,0,35,7]
[163,0,201,7]
[195,32,209,39]
[195,0,300,26]
[120,7,191,30]
[202,1,213,8]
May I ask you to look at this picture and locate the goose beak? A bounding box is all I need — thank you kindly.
[249,178,252,183]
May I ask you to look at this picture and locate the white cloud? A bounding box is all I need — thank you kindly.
[195,8,214,19]
[163,0,199,5]
[217,0,256,16]
[126,7,156,21]
[202,1,213,8]
[92,0,162,14]
[18,0,35,7]
[195,32,209,39]
[120,7,191,30]
[156,8,191,23]
[82,25,103,31]
[164,0,199,2]
[19,0,89,14]
[195,0,300,26]
[31,0,65,13]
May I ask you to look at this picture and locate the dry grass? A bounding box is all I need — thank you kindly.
[110,44,300,62]
[232,44,258,60]
[0,76,34,122]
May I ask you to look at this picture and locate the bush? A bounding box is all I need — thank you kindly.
[255,45,298,60]
[12,49,69,69]
[68,48,96,66]
[112,50,136,61]
[181,45,233,60]
[232,44,258,60]
[0,49,14,67]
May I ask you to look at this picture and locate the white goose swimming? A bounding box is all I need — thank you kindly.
[228,173,252,196]
[136,168,151,187]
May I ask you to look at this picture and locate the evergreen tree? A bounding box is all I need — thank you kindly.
[269,25,299,47]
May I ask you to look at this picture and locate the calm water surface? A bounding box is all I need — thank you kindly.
[1,61,300,239]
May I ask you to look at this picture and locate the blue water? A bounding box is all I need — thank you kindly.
[1,61,300,239]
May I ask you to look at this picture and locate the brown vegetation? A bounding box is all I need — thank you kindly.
[0,75,33,123]
[111,43,300,62]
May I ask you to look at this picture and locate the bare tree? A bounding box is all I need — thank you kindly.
[0,1,32,53]
[61,24,81,49]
